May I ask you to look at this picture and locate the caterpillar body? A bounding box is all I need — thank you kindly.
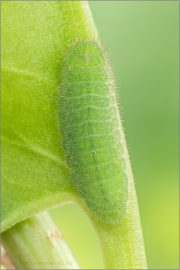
[58,41,128,223]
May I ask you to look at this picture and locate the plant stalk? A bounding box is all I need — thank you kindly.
[1,211,80,269]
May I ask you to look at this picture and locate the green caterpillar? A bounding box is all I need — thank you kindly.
[58,41,128,223]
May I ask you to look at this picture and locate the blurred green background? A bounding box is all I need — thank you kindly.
[50,1,179,269]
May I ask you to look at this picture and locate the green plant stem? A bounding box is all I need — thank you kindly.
[1,211,80,269]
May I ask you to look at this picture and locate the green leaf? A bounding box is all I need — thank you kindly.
[2,0,97,233]
[2,1,147,269]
